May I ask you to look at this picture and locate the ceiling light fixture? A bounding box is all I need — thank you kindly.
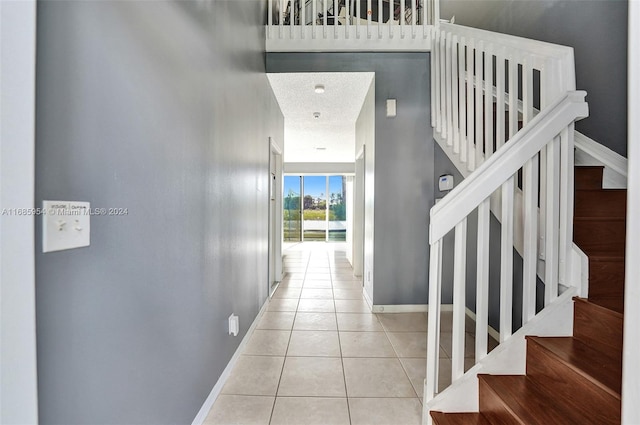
[313,112,321,119]
[314,84,325,94]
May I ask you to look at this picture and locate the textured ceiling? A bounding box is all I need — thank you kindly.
[267,72,374,163]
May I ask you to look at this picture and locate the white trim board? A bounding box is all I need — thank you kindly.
[191,299,270,425]
[0,1,39,423]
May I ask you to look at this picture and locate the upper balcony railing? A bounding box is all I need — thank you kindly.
[266,0,437,51]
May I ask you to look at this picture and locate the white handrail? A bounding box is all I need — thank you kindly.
[425,90,588,404]
[430,91,588,242]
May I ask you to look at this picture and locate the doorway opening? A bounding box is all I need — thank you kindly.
[284,174,348,243]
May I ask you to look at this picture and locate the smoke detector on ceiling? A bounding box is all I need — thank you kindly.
[313,112,321,119]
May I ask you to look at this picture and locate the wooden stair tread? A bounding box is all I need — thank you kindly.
[588,254,625,262]
[574,297,623,319]
[526,336,622,398]
[430,412,492,425]
[479,374,617,425]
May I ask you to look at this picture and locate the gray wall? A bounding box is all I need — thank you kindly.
[267,53,434,305]
[441,0,628,157]
[35,1,284,424]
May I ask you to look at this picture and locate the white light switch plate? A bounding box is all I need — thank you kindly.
[43,201,90,253]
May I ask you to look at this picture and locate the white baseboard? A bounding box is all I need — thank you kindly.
[464,307,501,342]
[191,298,270,425]
[371,304,454,313]
[363,289,373,310]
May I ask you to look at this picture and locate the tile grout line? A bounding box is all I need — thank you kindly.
[331,251,353,425]
[267,253,309,424]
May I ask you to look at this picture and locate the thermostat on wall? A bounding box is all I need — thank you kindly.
[438,174,454,191]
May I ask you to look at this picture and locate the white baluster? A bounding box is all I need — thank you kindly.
[435,30,442,133]
[466,39,475,171]
[279,0,284,38]
[334,0,338,38]
[401,0,405,38]
[301,0,306,38]
[445,32,452,143]
[313,0,317,39]
[411,0,416,38]
[484,45,494,158]
[451,35,460,154]
[545,136,560,303]
[426,239,443,401]
[476,198,490,361]
[378,0,383,38]
[559,124,575,286]
[367,0,371,39]
[344,0,348,38]
[323,0,328,38]
[522,153,539,324]
[430,26,436,128]
[452,218,467,382]
[496,48,506,149]
[508,56,518,138]
[523,56,534,126]
[475,42,484,166]
[356,0,361,38]
[459,38,467,162]
[500,176,514,342]
[268,0,273,37]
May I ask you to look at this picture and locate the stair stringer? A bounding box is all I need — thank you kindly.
[422,286,577,425]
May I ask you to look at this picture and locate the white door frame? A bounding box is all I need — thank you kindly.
[353,146,365,277]
[268,138,283,297]
[0,1,39,423]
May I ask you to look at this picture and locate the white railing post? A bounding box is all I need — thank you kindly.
[544,136,560,303]
[378,0,382,38]
[451,35,460,154]
[445,31,452,143]
[500,176,515,342]
[484,44,494,158]
[279,0,284,38]
[476,198,490,361]
[312,0,317,38]
[466,38,475,171]
[522,153,539,324]
[474,42,484,167]
[495,48,506,150]
[426,239,443,401]
[367,0,371,39]
[434,30,442,133]
[559,123,575,287]
[452,219,468,382]
[334,0,338,38]
[401,0,406,38]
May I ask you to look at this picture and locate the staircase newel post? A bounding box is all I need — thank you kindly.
[559,122,575,289]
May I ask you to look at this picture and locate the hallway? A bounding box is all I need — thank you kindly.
[204,243,475,425]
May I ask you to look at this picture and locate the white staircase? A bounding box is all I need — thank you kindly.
[424,22,590,423]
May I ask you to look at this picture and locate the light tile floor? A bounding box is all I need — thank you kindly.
[205,243,495,425]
